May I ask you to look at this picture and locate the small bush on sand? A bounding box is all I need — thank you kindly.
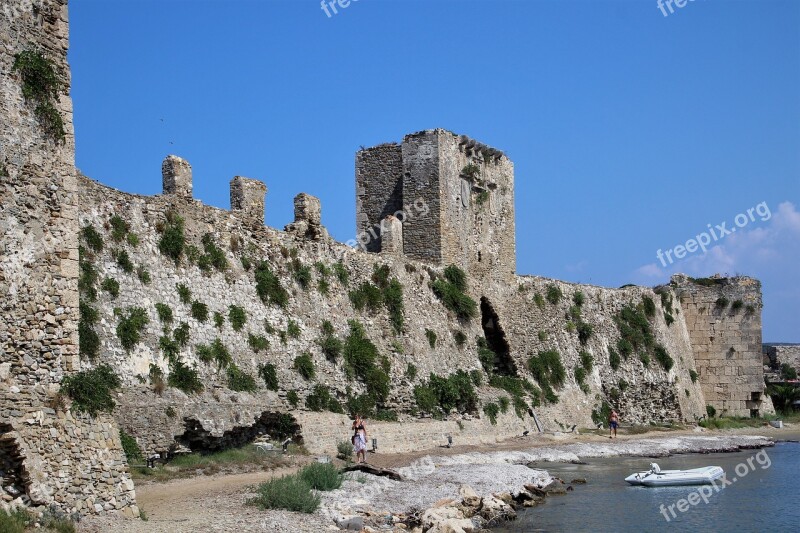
[249,474,320,513]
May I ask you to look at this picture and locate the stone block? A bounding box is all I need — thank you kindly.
[230,176,267,226]
[161,155,192,199]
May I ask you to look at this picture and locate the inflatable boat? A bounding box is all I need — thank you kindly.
[625,463,724,487]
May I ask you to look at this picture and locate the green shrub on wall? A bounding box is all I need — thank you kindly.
[196,338,231,369]
[546,285,562,305]
[332,262,349,285]
[198,233,228,272]
[609,348,621,370]
[120,429,143,464]
[154,303,173,324]
[527,350,566,403]
[79,301,100,360]
[483,402,500,425]
[258,363,279,391]
[114,249,134,273]
[168,359,203,394]
[227,363,258,392]
[61,365,121,415]
[293,353,315,380]
[159,211,185,264]
[228,305,247,331]
[81,225,104,253]
[191,301,208,322]
[319,332,342,362]
[115,307,149,352]
[173,322,190,346]
[248,333,269,352]
[287,390,300,408]
[343,321,391,403]
[176,283,191,304]
[431,265,477,320]
[136,266,151,284]
[305,384,344,413]
[12,50,65,142]
[425,329,437,348]
[109,215,129,243]
[292,261,312,290]
[255,261,289,307]
[101,277,119,298]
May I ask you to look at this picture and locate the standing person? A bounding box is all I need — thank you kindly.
[609,409,619,439]
[352,414,368,464]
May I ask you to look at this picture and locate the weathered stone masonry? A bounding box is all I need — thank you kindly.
[671,274,774,417]
[356,130,515,283]
[0,0,775,519]
[1,0,136,517]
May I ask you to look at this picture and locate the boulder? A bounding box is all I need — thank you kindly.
[421,505,465,530]
[459,485,481,508]
[494,492,513,505]
[479,495,516,523]
[335,516,363,531]
[427,518,475,533]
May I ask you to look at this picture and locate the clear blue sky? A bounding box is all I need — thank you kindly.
[68,0,799,341]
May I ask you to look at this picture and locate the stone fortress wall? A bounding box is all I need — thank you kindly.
[763,344,800,376]
[81,152,714,459]
[0,0,777,520]
[671,274,774,417]
[1,0,136,518]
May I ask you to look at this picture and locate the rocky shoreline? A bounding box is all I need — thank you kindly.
[319,433,774,532]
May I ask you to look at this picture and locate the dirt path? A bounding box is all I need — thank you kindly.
[79,464,334,533]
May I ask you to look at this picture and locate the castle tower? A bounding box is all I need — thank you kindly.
[671,274,774,417]
[355,129,516,281]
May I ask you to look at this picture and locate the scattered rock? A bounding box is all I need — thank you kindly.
[335,515,363,531]
[459,485,481,508]
[570,478,587,484]
[479,495,516,523]
[428,518,475,533]
[421,505,465,530]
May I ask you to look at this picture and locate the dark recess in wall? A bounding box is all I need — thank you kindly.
[480,297,517,376]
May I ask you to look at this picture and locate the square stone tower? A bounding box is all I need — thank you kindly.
[671,274,774,417]
[356,129,516,281]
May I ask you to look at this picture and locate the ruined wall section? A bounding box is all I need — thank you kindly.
[763,344,800,375]
[354,143,403,253]
[0,0,136,517]
[492,278,706,427]
[437,131,515,283]
[672,274,774,417]
[1,0,78,385]
[401,131,443,263]
[78,172,491,453]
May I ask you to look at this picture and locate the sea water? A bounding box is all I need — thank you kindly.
[495,442,800,533]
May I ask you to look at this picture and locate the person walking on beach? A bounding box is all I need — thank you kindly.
[609,409,619,439]
[352,414,368,464]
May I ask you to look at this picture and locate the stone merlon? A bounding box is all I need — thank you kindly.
[230,176,267,227]
[162,155,193,199]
